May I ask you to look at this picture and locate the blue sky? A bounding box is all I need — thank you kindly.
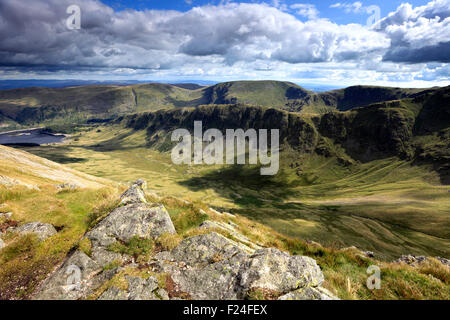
[100,0,429,24]
[0,0,449,88]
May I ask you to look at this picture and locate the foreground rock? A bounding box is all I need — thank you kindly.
[151,232,334,300]
[15,222,57,241]
[33,179,336,300]
[33,180,175,300]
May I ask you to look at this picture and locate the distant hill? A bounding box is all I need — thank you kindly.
[0,80,444,128]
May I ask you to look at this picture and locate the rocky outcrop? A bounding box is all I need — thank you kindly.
[394,254,450,267]
[32,180,336,301]
[33,180,175,300]
[151,232,334,300]
[15,222,57,241]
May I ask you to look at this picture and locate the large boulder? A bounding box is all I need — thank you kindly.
[239,248,324,293]
[170,232,249,267]
[15,222,57,241]
[152,232,329,300]
[156,233,250,300]
[86,203,175,266]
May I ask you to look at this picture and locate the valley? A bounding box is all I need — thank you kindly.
[12,85,449,260]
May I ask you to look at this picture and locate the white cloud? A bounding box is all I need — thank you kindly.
[330,2,366,14]
[290,4,319,20]
[380,0,450,63]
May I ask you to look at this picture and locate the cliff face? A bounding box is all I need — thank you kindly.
[120,86,449,175]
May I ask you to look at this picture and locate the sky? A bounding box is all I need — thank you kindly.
[0,0,449,88]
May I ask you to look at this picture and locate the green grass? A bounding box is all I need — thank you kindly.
[108,236,154,260]
[0,185,122,299]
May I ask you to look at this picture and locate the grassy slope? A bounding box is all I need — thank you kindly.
[0,145,124,299]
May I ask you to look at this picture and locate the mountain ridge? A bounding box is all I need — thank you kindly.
[0,80,445,129]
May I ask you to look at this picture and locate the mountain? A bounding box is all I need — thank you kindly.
[0,80,442,130]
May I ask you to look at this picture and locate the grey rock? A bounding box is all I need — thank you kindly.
[86,203,176,248]
[278,287,339,300]
[133,179,147,189]
[394,255,450,268]
[153,233,326,300]
[34,181,176,300]
[155,288,170,300]
[394,254,428,266]
[120,181,147,205]
[435,257,450,267]
[0,238,5,250]
[15,222,57,241]
[99,287,128,300]
[239,248,324,293]
[170,232,249,268]
[33,251,102,300]
[90,247,125,269]
[126,276,159,300]
[199,221,261,251]
[98,276,159,300]
[168,252,248,300]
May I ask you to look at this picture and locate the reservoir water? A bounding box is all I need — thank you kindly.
[0,128,66,146]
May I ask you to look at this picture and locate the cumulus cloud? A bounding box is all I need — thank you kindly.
[0,0,389,68]
[0,0,448,85]
[379,0,450,63]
